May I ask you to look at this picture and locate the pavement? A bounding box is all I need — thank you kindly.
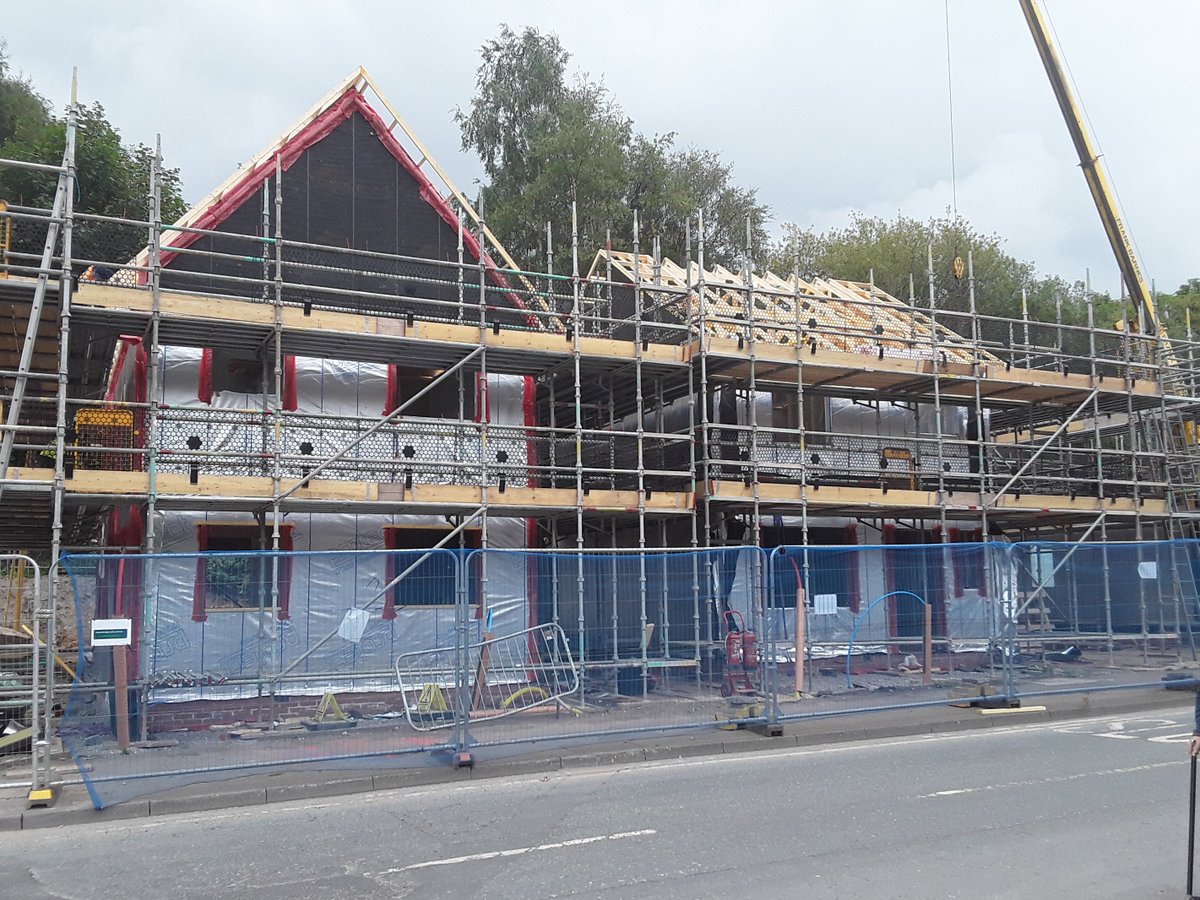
[2,683,1194,832]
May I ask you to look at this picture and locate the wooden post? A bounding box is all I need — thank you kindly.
[114,557,131,749]
[794,585,805,696]
[115,648,131,749]
[470,632,492,711]
[923,602,933,686]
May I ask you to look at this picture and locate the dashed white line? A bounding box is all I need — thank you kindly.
[368,828,658,876]
[917,760,1182,799]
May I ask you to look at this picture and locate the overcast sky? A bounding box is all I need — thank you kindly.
[5,1,1197,295]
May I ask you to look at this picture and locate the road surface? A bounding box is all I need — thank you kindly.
[5,706,1197,898]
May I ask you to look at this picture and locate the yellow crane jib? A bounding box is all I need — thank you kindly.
[1018,0,1173,362]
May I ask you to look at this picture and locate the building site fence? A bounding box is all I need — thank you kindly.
[50,539,1200,808]
[0,555,51,800]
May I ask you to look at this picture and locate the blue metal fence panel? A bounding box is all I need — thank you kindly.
[53,539,1200,807]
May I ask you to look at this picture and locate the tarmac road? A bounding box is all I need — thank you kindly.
[4,705,1197,899]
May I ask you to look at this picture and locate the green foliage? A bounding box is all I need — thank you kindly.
[458,25,768,272]
[1154,279,1200,339]
[204,556,254,608]
[0,45,187,267]
[456,24,569,186]
[0,45,49,148]
[473,77,633,274]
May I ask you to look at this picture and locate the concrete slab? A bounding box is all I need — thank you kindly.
[472,756,563,779]
[560,748,648,768]
[371,766,471,792]
[643,740,727,762]
[22,800,151,830]
[722,735,797,755]
[149,788,267,817]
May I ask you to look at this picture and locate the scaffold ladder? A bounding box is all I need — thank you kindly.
[1162,405,1200,658]
[0,121,75,495]
[1165,407,1200,536]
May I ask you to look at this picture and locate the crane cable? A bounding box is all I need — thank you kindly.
[944,0,965,283]
[944,0,958,221]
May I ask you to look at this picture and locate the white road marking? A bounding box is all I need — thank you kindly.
[1055,716,1191,742]
[1148,732,1195,744]
[917,760,1181,799]
[642,712,1188,775]
[367,828,657,877]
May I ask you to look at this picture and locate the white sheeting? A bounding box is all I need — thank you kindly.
[132,348,531,702]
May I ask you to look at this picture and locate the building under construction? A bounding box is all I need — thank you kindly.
[3,68,1200,757]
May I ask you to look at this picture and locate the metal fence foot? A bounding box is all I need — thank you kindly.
[453,751,474,768]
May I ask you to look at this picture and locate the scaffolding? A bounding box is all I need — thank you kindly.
[4,69,1200,791]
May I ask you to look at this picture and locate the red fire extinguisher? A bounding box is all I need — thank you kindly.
[722,610,758,697]
[740,625,758,671]
[724,611,744,667]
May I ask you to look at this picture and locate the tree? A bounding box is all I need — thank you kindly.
[0,44,49,148]
[456,24,569,188]
[1153,278,1200,339]
[458,25,768,273]
[0,46,187,269]
[466,75,633,275]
